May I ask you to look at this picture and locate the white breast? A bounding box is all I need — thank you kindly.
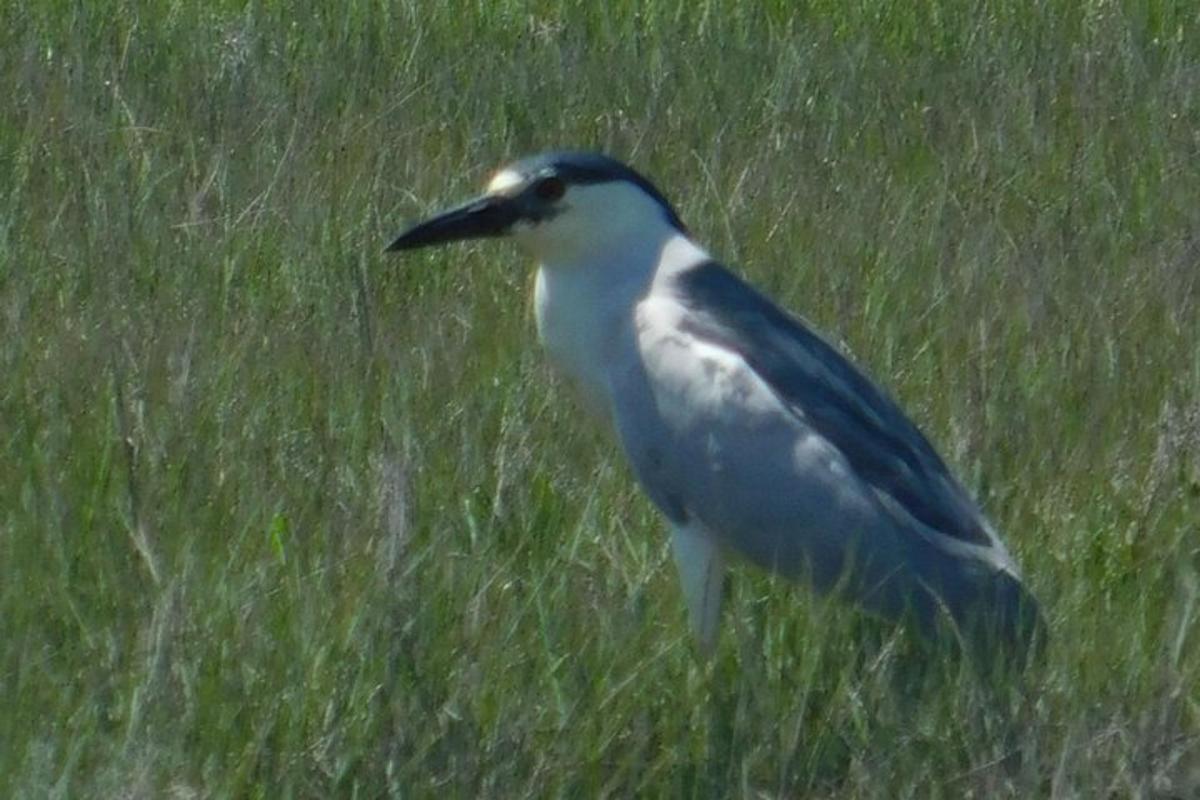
[534,265,621,415]
[533,233,711,418]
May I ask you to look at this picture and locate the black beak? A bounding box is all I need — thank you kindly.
[386,194,519,252]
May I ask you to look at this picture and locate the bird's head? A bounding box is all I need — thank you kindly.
[387,152,686,266]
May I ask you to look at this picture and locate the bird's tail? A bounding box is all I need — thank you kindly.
[947,567,1045,670]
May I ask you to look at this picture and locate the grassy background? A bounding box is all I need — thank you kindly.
[3,1,1199,796]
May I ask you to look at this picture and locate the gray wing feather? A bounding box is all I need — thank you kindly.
[674,261,995,549]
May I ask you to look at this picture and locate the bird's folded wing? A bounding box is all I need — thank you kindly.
[666,261,1011,563]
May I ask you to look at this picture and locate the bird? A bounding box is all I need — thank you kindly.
[387,151,1042,661]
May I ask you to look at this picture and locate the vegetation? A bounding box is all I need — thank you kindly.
[3,1,1198,796]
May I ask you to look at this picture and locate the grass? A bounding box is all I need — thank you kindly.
[2,1,1199,796]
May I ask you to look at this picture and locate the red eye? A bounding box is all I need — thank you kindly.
[533,176,566,201]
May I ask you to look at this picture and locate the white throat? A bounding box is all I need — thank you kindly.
[533,229,709,416]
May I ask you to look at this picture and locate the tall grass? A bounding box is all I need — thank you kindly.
[2,1,1198,796]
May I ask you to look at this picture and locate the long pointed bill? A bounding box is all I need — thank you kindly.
[386,194,519,252]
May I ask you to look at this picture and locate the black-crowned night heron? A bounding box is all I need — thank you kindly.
[387,151,1041,659]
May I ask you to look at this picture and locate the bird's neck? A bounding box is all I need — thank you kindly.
[533,231,709,415]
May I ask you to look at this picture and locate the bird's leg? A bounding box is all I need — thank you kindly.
[670,523,725,656]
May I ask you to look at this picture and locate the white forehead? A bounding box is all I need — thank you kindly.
[486,167,525,193]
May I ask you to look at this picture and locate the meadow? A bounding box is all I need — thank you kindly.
[2,1,1198,796]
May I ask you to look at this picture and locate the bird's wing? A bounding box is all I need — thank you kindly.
[664,260,1011,563]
